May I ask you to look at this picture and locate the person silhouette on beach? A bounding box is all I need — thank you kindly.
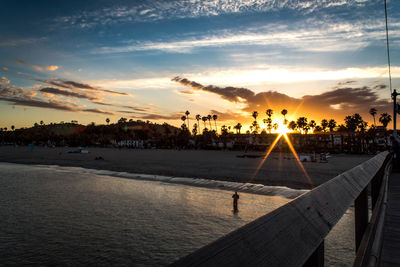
[232,191,239,212]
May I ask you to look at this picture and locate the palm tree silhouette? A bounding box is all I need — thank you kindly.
[202,116,208,131]
[106,118,110,125]
[281,109,288,124]
[40,120,44,126]
[296,117,308,133]
[195,114,201,133]
[11,125,15,131]
[328,119,337,132]
[308,120,316,132]
[212,114,218,133]
[252,111,258,121]
[379,113,392,129]
[369,108,377,126]
[207,115,212,130]
[185,110,190,130]
[181,115,186,127]
[321,119,328,132]
[234,123,242,134]
[266,109,273,118]
[288,121,297,131]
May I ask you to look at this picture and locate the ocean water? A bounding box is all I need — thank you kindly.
[0,162,354,266]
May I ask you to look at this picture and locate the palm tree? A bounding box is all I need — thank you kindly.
[181,115,186,127]
[296,117,308,133]
[106,118,110,125]
[252,111,258,120]
[207,115,212,130]
[202,116,208,131]
[212,114,218,133]
[11,125,15,131]
[379,113,392,129]
[234,123,242,134]
[281,109,288,124]
[288,121,297,131]
[328,119,337,132]
[308,120,316,132]
[272,123,279,131]
[195,114,201,133]
[40,120,44,126]
[266,109,273,118]
[369,108,377,126]
[321,119,328,132]
[185,110,190,130]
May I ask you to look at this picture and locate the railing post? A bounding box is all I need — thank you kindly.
[303,241,324,267]
[355,187,369,251]
[371,171,383,210]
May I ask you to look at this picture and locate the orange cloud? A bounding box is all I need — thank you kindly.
[45,65,59,71]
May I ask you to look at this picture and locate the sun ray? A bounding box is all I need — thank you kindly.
[249,133,282,182]
[282,133,313,186]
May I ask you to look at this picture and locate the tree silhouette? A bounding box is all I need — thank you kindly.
[266,109,273,118]
[11,125,15,131]
[379,113,392,129]
[369,108,377,126]
[321,119,328,132]
[181,115,186,127]
[202,116,208,131]
[281,109,288,124]
[207,115,212,130]
[185,110,190,130]
[212,114,218,133]
[195,114,201,133]
[328,119,337,132]
[296,117,308,133]
[308,120,316,132]
[106,118,110,125]
[288,121,297,131]
[234,123,242,134]
[40,120,44,126]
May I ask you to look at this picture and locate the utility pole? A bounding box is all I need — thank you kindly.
[393,89,398,136]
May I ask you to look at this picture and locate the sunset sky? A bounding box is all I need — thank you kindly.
[1,0,400,130]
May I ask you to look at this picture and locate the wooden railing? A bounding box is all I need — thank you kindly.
[170,151,391,267]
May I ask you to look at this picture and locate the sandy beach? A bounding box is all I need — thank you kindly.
[0,146,374,189]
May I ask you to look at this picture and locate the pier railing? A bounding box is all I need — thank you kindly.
[170,151,391,267]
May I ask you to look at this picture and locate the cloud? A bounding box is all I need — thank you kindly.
[0,76,10,87]
[35,79,129,95]
[173,77,392,122]
[2,67,8,71]
[45,65,59,71]
[0,97,78,111]
[15,58,43,71]
[93,18,399,54]
[39,87,98,100]
[81,108,114,115]
[56,0,371,29]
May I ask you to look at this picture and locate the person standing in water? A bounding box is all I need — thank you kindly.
[232,191,239,212]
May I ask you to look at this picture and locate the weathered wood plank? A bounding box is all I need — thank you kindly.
[379,172,400,266]
[170,152,389,267]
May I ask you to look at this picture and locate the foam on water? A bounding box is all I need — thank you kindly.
[31,163,308,199]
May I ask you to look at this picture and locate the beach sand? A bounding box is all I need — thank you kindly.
[0,146,373,189]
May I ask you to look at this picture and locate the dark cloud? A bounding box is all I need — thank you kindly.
[34,79,128,95]
[82,108,114,115]
[173,76,254,102]
[173,77,391,121]
[40,87,97,100]
[0,96,77,111]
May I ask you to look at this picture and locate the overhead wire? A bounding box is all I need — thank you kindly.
[384,0,392,95]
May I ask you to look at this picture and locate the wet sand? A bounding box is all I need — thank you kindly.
[0,146,373,189]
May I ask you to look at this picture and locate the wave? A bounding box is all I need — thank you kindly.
[1,162,309,199]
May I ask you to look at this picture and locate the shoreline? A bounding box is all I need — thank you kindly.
[0,162,309,199]
[0,146,373,190]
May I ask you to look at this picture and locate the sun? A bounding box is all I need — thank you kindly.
[275,120,291,135]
